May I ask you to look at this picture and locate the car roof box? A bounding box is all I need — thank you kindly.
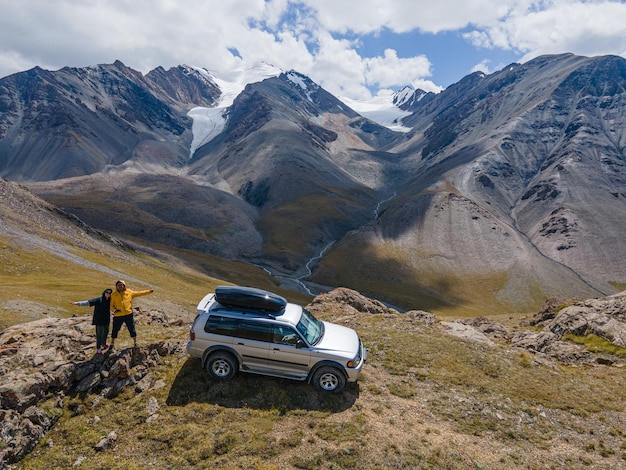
[214,285,287,312]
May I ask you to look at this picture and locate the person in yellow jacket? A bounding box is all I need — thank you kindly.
[109,279,153,350]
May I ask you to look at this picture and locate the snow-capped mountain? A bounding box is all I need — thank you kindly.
[187,62,282,157]
[339,91,413,133]
[187,63,415,157]
[1,54,625,314]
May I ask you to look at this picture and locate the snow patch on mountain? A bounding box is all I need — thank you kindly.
[187,64,414,157]
[187,62,282,158]
[392,86,415,107]
[340,91,412,133]
[286,71,318,103]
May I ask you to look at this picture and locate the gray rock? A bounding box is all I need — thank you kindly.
[95,431,118,451]
[511,291,626,363]
[0,314,179,465]
[439,321,495,345]
[135,373,153,394]
[405,310,437,326]
[309,287,399,315]
[146,396,160,416]
[75,371,102,393]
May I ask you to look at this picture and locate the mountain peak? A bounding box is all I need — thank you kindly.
[206,61,282,97]
[285,70,319,92]
[339,91,413,133]
[391,86,415,106]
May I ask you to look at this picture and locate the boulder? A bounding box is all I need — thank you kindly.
[308,287,399,315]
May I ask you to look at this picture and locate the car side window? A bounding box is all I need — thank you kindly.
[238,321,272,342]
[205,315,240,336]
[272,325,300,346]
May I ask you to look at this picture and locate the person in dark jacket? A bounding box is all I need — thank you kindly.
[71,288,113,355]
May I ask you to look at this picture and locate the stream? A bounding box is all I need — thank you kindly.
[258,192,398,296]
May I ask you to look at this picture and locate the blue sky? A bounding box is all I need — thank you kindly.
[1,0,625,100]
[355,27,521,88]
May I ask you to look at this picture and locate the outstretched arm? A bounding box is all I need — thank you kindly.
[132,289,154,298]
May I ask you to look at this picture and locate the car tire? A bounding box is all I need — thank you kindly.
[312,366,345,393]
[206,351,237,381]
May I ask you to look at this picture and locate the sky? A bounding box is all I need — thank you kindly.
[1,0,626,102]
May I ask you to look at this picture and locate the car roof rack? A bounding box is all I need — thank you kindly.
[213,285,287,313]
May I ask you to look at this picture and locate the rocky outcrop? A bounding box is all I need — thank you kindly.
[510,291,626,364]
[311,288,626,367]
[529,292,626,346]
[438,321,496,345]
[0,311,185,467]
[308,287,399,315]
[444,292,626,365]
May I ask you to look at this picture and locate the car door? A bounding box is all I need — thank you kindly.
[234,320,271,372]
[266,324,312,379]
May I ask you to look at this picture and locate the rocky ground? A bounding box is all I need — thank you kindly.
[1,288,625,468]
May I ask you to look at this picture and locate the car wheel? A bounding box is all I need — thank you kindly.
[312,366,345,393]
[206,352,237,381]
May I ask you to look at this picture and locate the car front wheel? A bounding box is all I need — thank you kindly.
[312,366,346,393]
[206,352,237,381]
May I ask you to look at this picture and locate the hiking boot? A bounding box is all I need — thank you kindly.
[103,343,109,349]
[96,349,103,355]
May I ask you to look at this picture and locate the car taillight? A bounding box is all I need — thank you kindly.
[190,329,195,341]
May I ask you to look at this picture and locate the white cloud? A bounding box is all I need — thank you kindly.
[300,0,516,34]
[410,79,444,94]
[469,58,507,75]
[0,0,625,100]
[463,1,626,60]
[364,49,432,88]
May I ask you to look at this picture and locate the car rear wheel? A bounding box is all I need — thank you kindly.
[206,352,237,381]
[312,366,345,393]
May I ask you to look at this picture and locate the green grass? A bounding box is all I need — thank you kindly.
[12,300,626,470]
[258,189,370,267]
[364,317,623,416]
[564,333,626,357]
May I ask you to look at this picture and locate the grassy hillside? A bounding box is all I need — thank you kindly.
[0,178,307,330]
[2,178,625,469]
[13,303,626,470]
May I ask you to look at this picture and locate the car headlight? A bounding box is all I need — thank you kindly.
[347,351,362,368]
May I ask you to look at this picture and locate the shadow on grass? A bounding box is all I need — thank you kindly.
[166,358,358,413]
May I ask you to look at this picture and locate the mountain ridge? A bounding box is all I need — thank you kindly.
[1,54,625,313]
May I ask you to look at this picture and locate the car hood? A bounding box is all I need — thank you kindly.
[314,321,360,355]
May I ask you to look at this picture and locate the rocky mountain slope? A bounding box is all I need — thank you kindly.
[0,62,220,181]
[1,54,625,314]
[310,54,626,312]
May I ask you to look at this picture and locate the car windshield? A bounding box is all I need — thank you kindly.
[295,308,324,345]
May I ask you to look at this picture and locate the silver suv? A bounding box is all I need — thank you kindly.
[186,286,366,393]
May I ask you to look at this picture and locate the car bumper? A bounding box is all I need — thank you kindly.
[186,340,203,359]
